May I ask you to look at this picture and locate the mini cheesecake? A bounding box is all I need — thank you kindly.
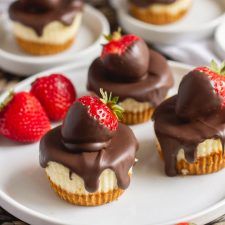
[154,62,225,176]
[40,93,138,206]
[9,0,83,55]
[87,31,173,125]
[129,0,192,25]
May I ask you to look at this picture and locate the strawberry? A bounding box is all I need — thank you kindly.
[101,29,140,59]
[196,60,225,107]
[77,89,124,131]
[176,223,196,225]
[0,92,50,143]
[100,28,149,82]
[31,74,76,122]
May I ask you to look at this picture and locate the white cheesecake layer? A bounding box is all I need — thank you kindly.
[12,13,82,44]
[177,139,223,162]
[119,98,151,113]
[142,0,192,14]
[46,161,132,195]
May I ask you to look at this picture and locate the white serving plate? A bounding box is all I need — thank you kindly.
[116,0,225,44]
[1,61,225,225]
[0,5,109,76]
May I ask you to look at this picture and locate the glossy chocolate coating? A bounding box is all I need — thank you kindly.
[102,39,150,82]
[153,72,225,176]
[176,71,222,120]
[130,0,177,7]
[9,0,83,36]
[61,102,115,152]
[19,0,61,10]
[40,123,138,192]
[87,49,173,107]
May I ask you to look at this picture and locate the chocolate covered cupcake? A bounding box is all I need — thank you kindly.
[87,32,173,125]
[129,0,192,25]
[87,30,173,125]
[154,61,225,176]
[9,0,83,55]
[40,91,138,206]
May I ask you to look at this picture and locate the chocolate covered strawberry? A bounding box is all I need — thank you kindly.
[196,60,225,107]
[0,92,50,143]
[78,89,123,131]
[176,60,225,119]
[61,89,124,152]
[20,0,61,10]
[31,74,76,122]
[101,29,150,82]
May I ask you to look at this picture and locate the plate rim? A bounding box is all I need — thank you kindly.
[1,61,225,225]
[0,5,109,64]
[117,0,225,33]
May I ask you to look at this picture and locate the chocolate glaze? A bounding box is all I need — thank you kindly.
[9,0,83,36]
[153,72,225,176]
[40,124,138,192]
[87,49,173,107]
[61,102,115,152]
[102,39,150,82]
[130,0,177,7]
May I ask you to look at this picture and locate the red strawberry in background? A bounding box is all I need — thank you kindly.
[176,223,196,225]
[101,28,150,82]
[0,92,50,143]
[196,60,225,107]
[31,74,76,122]
[61,89,124,152]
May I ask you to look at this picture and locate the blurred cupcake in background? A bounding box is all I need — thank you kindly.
[9,0,84,55]
[129,0,192,25]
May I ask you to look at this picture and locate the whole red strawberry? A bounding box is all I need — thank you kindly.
[101,28,149,81]
[0,92,50,143]
[31,74,76,121]
[196,60,225,107]
[78,89,124,131]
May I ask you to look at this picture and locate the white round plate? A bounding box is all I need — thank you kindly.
[1,61,225,225]
[0,5,109,76]
[117,0,225,44]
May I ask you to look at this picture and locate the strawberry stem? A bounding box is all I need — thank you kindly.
[100,88,124,121]
[0,91,14,112]
[104,27,122,42]
[209,60,225,75]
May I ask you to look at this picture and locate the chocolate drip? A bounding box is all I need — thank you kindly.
[154,96,225,176]
[130,0,177,7]
[87,49,173,107]
[9,0,83,36]
[40,124,138,192]
[61,102,114,152]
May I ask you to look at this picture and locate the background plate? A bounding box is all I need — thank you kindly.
[117,0,225,44]
[1,62,225,225]
[0,5,109,76]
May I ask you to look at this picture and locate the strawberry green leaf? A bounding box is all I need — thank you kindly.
[0,91,14,112]
[100,88,124,121]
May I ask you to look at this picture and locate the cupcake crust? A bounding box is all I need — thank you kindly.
[130,0,192,25]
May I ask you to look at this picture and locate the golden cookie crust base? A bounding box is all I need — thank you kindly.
[49,178,124,206]
[122,107,154,125]
[157,144,225,175]
[15,37,75,56]
[177,152,225,175]
[130,4,189,25]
